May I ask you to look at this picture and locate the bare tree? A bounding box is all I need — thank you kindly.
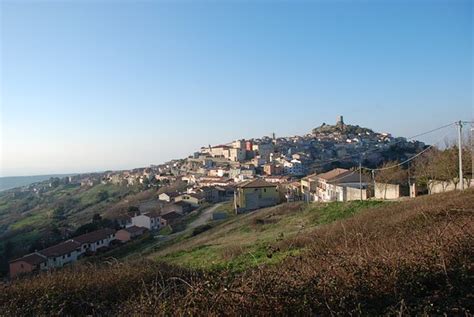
[413,143,468,192]
[374,161,408,199]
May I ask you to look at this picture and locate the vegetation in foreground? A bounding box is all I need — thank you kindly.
[151,200,384,272]
[0,189,473,316]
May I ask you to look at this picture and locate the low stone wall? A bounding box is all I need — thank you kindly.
[428,179,473,194]
[374,183,400,200]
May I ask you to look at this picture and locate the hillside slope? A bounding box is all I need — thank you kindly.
[0,182,153,276]
[1,190,473,315]
[148,200,385,271]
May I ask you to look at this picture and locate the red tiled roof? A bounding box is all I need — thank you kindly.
[72,228,116,244]
[40,241,81,257]
[161,211,182,221]
[317,168,351,181]
[238,179,277,188]
[301,173,318,181]
[9,253,46,265]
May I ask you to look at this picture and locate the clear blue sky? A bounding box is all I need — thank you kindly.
[1,0,472,176]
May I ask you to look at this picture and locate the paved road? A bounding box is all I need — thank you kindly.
[187,202,225,229]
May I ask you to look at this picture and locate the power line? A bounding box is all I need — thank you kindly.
[404,122,455,140]
[361,129,455,172]
[309,122,456,169]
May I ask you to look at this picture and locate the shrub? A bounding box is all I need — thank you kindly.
[192,224,212,236]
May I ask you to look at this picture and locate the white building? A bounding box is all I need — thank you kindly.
[224,148,246,162]
[302,168,368,202]
[40,240,83,269]
[283,159,305,176]
[72,228,116,253]
[158,192,179,202]
[9,228,117,276]
[130,212,165,230]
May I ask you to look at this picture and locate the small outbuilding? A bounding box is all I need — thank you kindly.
[116,226,148,243]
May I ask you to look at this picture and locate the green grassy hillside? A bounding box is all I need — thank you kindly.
[1,189,472,315]
[0,182,141,276]
[150,200,384,272]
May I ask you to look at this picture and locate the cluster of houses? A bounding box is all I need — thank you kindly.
[298,168,369,202]
[9,184,224,278]
[9,220,171,279]
[80,117,425,192]
[9,228,117,278]
[233,167,372,213]
[19,116,427,205]
[8,194,204,279]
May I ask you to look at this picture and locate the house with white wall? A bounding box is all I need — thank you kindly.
[174,193,205,207]
[130,212,166,230]
[282,159,305,176]
[72,228,116,253]
[315,168,368,202]
[9,228,117,277]
[40,240,83,269]
[301,168,368,202]
[158,192,179,203]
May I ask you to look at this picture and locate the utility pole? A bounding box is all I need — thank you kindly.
[359,161,362,201]
[372,170,375,198]
[407,162,411,196]
[457,121,464,190]
[471,124,474,185]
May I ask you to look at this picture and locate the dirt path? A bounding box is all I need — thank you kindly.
[187,202,225,229]
[140,202,226,258]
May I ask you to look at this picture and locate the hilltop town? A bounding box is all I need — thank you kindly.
[22,116,424,194]
[0,116,444,272]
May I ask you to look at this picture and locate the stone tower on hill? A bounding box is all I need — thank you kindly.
[336,115,345,130]
[336,115,344,125]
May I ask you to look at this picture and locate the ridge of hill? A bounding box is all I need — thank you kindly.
[0,174,74,192]
[1,189,472,315]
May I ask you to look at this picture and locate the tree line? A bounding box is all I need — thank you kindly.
[372,140,472,194]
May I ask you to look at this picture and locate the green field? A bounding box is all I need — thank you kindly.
[150,200,385,272]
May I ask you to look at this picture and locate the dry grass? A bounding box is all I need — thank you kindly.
[150,200,383,271]
[1,190,473,316]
